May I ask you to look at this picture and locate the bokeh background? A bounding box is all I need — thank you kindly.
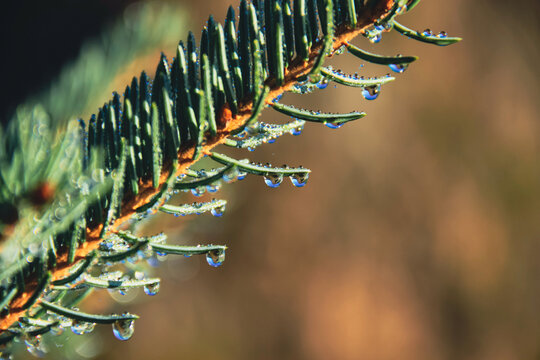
[5,0,540,359]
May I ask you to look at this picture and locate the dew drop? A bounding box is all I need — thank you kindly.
[396,5,407,15]
[112,318,135,341]
[324,122,343,129]
[237,170,247,181]
[206,249,226,267]
[146,256,159,267]
[369,33,382,43]
[334,45,346,55]
[71,321,95,335]
[236,130,247,139]
[316,80,328,89]
[389,63,408,73]
[290,172,309,187]
[291,126,303,136]
[438,31,447,38]
[191,187,205,197]
[211,204,226,217]
[143,282,160,296]
[362,85,381,100]
[264,173,283,188]
[49,324,64,336]
[25,336,46,358]
[206,184,219,193]
[422,28,433,37]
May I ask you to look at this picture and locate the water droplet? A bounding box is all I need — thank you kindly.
[438,31,447,38]
[324,122,343,129]
[291,125,303,136]
[143,282,160,296]
[211,204,226,217]
[25,336,47,358]
[272,94,283,102]
[422,28,433,37]
[396,5,407,15]
[389,63,408,73]
[191,187,205,197]
[223,167,239,182]
[134,271,145,280]
[206,249,226,267]
[369,32,382,43]
[49,324,64,336]
[236,130,247,139]
[264,174,283,188]
[206,184,219,193]
[237,170,247,180]
[362,85,381,100]
[71,320,95,335]
[316,80,328,89]
[112,318,135,341]
[290,172,309,187]
[374,24,385,31]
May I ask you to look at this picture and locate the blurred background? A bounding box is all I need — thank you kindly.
[4,0,540,359]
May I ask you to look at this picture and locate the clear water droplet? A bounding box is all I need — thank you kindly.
[334,45,346,55]
[206,249,226,267]
[211,204,226,217]
[71,321,95,335]
[25,336,47,358]
[146,256,159,267]
[223,167,239,183]
[362,85,381,100]
[264,174,283,188]
[316,80,328,89]
[206,184,219,193]
[191,187,205,197]
[291,126,303,136]
[143,282,160,296]
[422,28,433,37]
[237,170,247,180]
[325,122,343,129]
[369,32,382,43]
[49,324,64,336]
[112,318,135,341]
[290,172,309,187]
[396,5,407,15]
[438,31,447,38]
[389,63,408,73]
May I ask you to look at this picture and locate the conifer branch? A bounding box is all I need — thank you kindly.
[0,0,461,354]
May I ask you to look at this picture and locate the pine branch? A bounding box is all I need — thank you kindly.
[0,0,461,353]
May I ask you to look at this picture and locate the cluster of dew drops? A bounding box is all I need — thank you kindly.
[2,311,136,359]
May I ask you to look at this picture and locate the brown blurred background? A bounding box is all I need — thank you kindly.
[9,0,540,359]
